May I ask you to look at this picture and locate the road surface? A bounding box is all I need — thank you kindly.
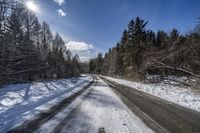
[8,76,200,133]
[102,77,200,133]
[50,77,153,133]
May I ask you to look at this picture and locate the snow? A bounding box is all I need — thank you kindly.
[0,75,92,133]
[37,77,153,133]
[103,76,200,112]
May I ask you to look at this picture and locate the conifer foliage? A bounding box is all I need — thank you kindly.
[0,0,81,85]
[90,17,200,81]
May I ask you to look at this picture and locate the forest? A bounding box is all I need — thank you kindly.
[89,17,200,84]
[1,0,200,86]
[0,0,81,85]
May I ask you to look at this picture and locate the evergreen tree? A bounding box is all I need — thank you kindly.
[0,0,82,85]
[156,30,168,48]
[89,17,200,82]
[169,28,179,46]
[96,53,103,74]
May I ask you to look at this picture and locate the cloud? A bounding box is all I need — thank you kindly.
[57,9,66,17]
[79,56,93,62]
[65,41,93,52]
[53,0,65,5]
[65,41,97,62]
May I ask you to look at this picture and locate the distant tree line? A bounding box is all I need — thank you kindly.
[90,17,200,81]
[0,0,81,85]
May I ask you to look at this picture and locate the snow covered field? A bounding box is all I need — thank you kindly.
[37,77,153,133]
[103,76,200,112]
[0,75,92,132]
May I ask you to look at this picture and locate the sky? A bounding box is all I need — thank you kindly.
[32,0,200,61]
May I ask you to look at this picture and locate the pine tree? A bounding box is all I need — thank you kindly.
[156,30,168,48]
[169,28,179,46]
[0,0,81,85]
[127,17,147,68]
[96,53,103,74]
[146,30,156,47]
[115,43,124,76]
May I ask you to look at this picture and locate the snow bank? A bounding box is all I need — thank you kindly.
[103,76,200,112]
[0,76,92,132]
[0,76,91,113]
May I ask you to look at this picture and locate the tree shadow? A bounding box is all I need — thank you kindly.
[54,82,125,132]
[54,109,96,133]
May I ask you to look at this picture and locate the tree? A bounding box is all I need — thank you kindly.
[71,54,81,77]
[0,0,81,85]
[89,59,96,74]
[33,17,41,50]
[169,28,179,46]
[120,30,129,44]
[156,30,168,48]
[115,43,124,76]
[146,30,156,47]
[89,17,200,84]
[127,17,147,68]
[96,53,103,74]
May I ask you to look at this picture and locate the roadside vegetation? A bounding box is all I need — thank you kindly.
[89,17,200,86]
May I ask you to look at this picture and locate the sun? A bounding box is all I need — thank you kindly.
[26,1,38,12]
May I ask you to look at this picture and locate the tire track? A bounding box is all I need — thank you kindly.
[101,77,200,133]
[7,79,94,133]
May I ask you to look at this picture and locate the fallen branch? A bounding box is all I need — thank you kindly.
[149,60,200,79]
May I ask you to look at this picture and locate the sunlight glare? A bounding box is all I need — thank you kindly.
[26,1,38,12]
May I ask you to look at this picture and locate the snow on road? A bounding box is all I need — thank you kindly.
[0,75,92,133]
[103,76,200,112]
[37,78,153,133]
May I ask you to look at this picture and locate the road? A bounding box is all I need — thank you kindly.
[102,77,200,133]
[7,76,200,133]
[50,77,153,133]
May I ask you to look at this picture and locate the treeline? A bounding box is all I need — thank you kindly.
[0,0,81,85]
[90,17,200,81]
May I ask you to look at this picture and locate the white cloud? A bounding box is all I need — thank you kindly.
[79,56,93,62]
[53,0,65,5]
[65,41,93,52]
[57,9,66,17]
[65,41,101,62]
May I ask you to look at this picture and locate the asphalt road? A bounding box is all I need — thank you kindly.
[7,76,200,133]
[102,77,200,133]
[51,77,153,133]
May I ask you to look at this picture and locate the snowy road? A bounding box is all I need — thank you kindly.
[8,77,153,133]
[48,77,153,133]
[8,76,200,133]
[102,77,200,133]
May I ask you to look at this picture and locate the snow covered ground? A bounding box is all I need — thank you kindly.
[0,75,92,133]
[37,77,153,133]
[103,76,200,112]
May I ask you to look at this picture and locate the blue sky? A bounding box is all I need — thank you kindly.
[34,0,200,61]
